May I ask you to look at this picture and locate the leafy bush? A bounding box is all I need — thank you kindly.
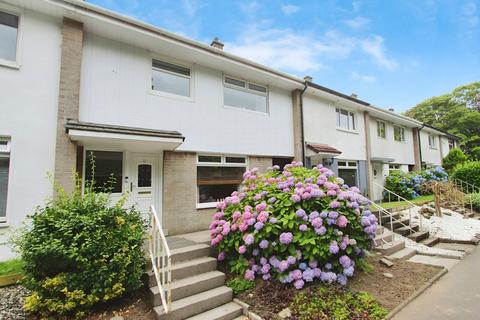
[452,161,480,188]
[14,183,146,318]
[226,277,256,294]
[290,287,388,320]
[465,193,480,212]
[443,148,468,173]
[210,162,378,289]
[383,167,448,200]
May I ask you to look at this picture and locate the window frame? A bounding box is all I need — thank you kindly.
[223,74,269,114]
[0,137,11,224]
[150,56,194,100]
[335,107,357,132]
[393,125,405,142]
[196,154,248,209]
[428,134,437,149]
[389,164,401,172]
[0,4,22,69]
[337,160,358,187]
[376,120,386,139]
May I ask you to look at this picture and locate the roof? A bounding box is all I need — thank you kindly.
[65,120,185,140]
[306,81,371,107]
[306,143,342,155]
[422,123,462,140]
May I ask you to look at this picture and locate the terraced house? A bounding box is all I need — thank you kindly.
[0,0,459,260]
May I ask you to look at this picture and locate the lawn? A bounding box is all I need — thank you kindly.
[379,194,434,210]
[0,259,23,277]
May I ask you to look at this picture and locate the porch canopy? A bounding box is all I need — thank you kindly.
[306,143,342,157]
[66,120,185,152]
[371,157,395,163]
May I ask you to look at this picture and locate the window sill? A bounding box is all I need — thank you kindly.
[149,89,194,102]
[0,221,9,229]
[0,59,20,70]
[429,146,438,150]
[394,140,407,144]
[336,127,358,134]
[196,202,218,209]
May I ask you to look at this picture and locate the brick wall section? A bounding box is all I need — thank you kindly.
[291,89,303,161]
[54,19,83,194]
[249,156,272,173]
[163,151,214,235]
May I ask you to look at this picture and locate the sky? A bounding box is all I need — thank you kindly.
[88,0,479,112]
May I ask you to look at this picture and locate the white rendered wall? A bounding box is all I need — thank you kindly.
[420,130,442,166]
[79,34,294,157]
[0,8,62,260]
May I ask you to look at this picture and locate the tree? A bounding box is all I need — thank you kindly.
[405,82,480,157]
[443,148,468,173]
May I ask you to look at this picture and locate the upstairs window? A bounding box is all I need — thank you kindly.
[0,10,19,62]
[377,120,386,138]
[336,108,355,131]
[393,125,405,142]
[152,59,191,97]
[429,135,437,149]
[223,76,268,113]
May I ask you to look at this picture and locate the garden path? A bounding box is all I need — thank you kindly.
[393,245,480,320]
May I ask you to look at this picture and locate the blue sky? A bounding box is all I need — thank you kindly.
[88,0,479,112]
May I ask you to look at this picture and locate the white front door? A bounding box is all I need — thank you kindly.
[128,153,156,214]
[372,162,384,201]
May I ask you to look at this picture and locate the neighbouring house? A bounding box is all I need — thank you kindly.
[0,0,460,260]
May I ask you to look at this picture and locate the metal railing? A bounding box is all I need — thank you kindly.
[448,178,479,215]
[362,197,398,247]
[373,181,424,230]
[148,205,172,313]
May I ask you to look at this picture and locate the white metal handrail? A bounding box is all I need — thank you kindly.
[148,205,172,313]
[373,181,424,229]
[450,177,480,194]
[362,197,398,247]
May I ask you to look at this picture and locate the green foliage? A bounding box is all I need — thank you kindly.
[405,81,480,157]
[13,179,146,318]
[290,287,388,320]
[443,148,468,173]
[226,277,256,295]
[465,193,480,212]
[0,259,24,276]
[451,161,480,189]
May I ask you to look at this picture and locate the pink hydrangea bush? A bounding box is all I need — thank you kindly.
[210,162,378,289]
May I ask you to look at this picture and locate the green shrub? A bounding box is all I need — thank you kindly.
[14,181,146,318]
[465,193,480,211]
[452,161,480,188]
[226,277,256,295]
[443,148,468,173]
[290,287,387,320]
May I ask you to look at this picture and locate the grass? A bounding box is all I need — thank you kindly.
[0,259,24,276]
[379,194,435,210]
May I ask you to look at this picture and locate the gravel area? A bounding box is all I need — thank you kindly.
[422,209,480,241]
[0,285,29,320]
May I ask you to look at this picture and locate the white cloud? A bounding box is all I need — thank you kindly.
[343,16,370,29]
[350,71,376,83]
[360,36,398,70]
[281,4,300,15]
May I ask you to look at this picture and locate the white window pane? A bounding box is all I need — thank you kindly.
[153,60,190,76]
[224,86,267,112]
[225,156,246,164]
[0,158,9,218]
[198,155,222,163]
[152,68,190,97]
[0,11,18,61]
[225,77,246,88]
[348,112,355,130]
[339,110,349,129]
[336,109,341,127]
[248,83,267,93]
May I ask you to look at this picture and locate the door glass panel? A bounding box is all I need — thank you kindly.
[138,164,152,188]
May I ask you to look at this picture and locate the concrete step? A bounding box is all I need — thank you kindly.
[149,271,226,305]
[395,225,419,236]
[375,239,405,256]
[148,257,217,286]
[378,212,401,223]
[390,218,411,230]
[421,237,440,247]
[386,247,417,260]
[154,286,233,320]
[185,302,243,320]
[407,230,430,242]
[170,244,211,264]
[408,254,460,270]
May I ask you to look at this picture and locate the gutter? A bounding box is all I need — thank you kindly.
[300,82,308,164]
[418,124,425,169]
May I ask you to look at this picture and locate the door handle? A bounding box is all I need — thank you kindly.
[130,182,133,192]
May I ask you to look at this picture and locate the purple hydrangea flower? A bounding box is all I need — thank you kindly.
[244,269,255,281]
[299,263,307,270]
[315,226,327,235]
[337,274,348,286]
[312,217,323,228]
[287,256,296,265]
[259,240,269,249]
[294,279,305,289]
[329,200,341,209]
[344,266,355,277]
[296,209,306,218]
[252,249,259,256]
[302,268,315,282]
[279,232,293,244]
[299,224,308,232]
[254,222,264,230]
[244,234,254,245]
[339,255,352,268]
[269,217,278,224]
[238,245,247,254]
[217,252,225,261]
[329,241,339,254]
[279,260,289,272]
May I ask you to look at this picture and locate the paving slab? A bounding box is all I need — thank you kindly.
[434,242,476,254]
[407,254,459,270]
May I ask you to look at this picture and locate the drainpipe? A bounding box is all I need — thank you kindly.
[418,124,425,169]
[299,81,308,164]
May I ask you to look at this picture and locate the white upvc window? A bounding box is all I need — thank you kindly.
[151,59,191,97]
[0,138,11,223]
[377,120,386,138]
[337,160,358,187]
[336,108,356,131]
[196,154,247,208]
[428,134,437,149]
[223,75,268,113]
[393,125,405,142]
[389,164,401,172]
[0,7,20,68]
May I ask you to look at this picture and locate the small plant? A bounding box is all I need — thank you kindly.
[290,287,388,320]
[226,277,256,295]
[443,148,468,173]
